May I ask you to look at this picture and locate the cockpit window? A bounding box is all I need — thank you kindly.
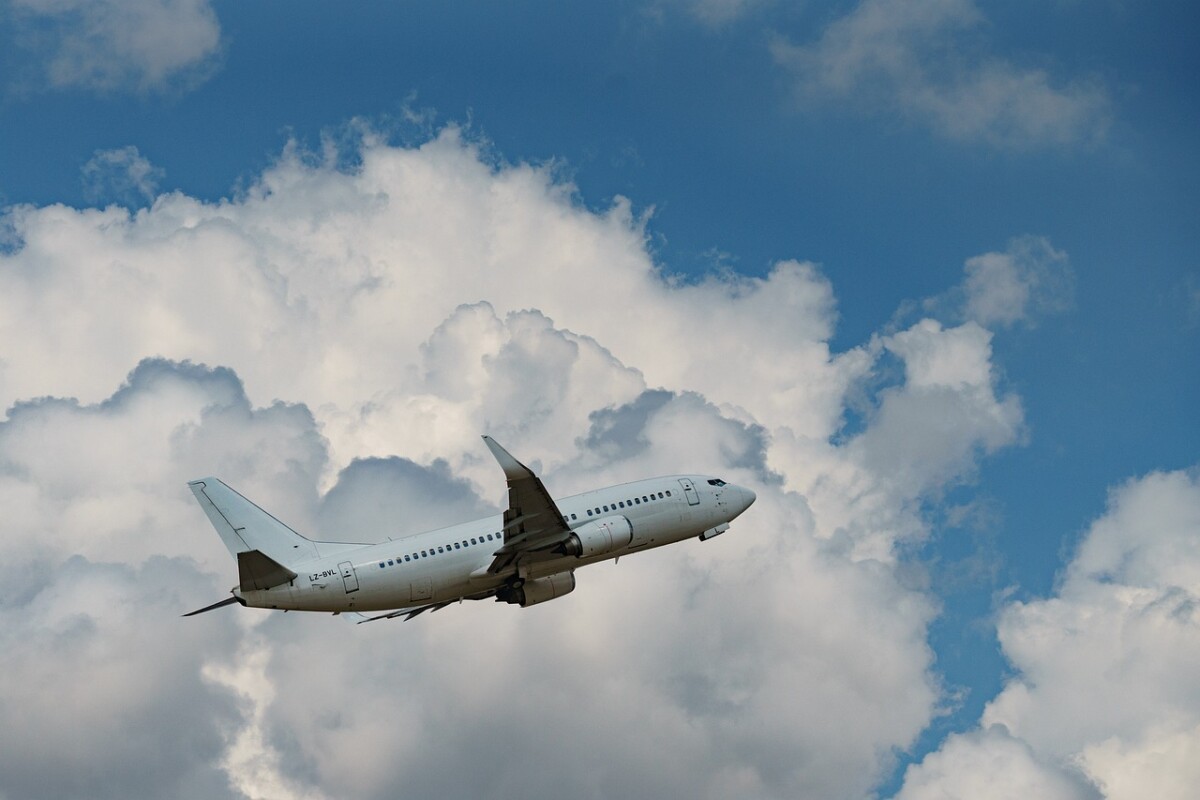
[707,478,727,486]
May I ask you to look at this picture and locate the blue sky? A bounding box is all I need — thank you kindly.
[1,2,1197,799]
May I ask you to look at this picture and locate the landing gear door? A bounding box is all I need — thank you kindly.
[339,561,359,593]
[679,478,700,506]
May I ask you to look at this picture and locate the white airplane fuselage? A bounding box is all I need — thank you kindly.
[239,474,753,614]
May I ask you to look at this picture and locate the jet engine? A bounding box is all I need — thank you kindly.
[560,515,633,558]
[498,571,576,607]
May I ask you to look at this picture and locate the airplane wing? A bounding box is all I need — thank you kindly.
[357,589,498,623]
[358,599,460,623]
[481,435,573,574]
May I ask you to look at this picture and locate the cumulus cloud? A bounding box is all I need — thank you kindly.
[258,389,942,800]
[770,0,1111,147]
[0,126,860,457]
[895,726,1096,800]
[8,0,222,93]
[767,317,1024,562]
[0,126,1055,798]
[896,468,1200,799]
[0,552,245,800]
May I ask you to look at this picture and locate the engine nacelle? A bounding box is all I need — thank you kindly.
[499,571,576,607]
[561,515,633,558]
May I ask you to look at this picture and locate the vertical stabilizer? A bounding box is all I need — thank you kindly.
[188,478,318,566]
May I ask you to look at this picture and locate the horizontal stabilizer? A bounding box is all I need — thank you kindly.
[238,549,298,592]
[182,595,243,617]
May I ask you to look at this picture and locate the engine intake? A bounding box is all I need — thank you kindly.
[561,515,633,558]
[498,571,576,607]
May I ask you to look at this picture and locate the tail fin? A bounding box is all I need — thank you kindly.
[188,478,318,567]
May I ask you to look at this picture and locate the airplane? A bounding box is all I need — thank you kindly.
[184,436,756,622]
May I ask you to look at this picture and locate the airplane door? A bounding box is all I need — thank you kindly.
[339,561,359,593]
[679,478,701,506]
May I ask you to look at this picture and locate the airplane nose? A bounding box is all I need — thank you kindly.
[730,485,756,516]
[742,486,757,510]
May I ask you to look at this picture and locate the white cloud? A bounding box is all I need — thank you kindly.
[958,237,1074,328]
[81,145,164,205]
[896,468,1200,799]
[9,0,222,93]
[770,0,1111,147]
[0,127,861,456]
[0,127,1053,798]
[768,318,1024,562]
[854,320,1023,492]
[895,726,1095,800]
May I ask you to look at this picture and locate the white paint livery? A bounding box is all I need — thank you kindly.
[185,436,756,621]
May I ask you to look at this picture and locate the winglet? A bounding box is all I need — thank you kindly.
[482,435,534,480]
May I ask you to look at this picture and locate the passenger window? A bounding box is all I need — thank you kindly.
[666,490,672,497]
[619,501,625,508]
[438,546,444,553]
[378,562,385,568]
[571,513,577,520]
[404,555,410,562]
[388,559,394,566]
